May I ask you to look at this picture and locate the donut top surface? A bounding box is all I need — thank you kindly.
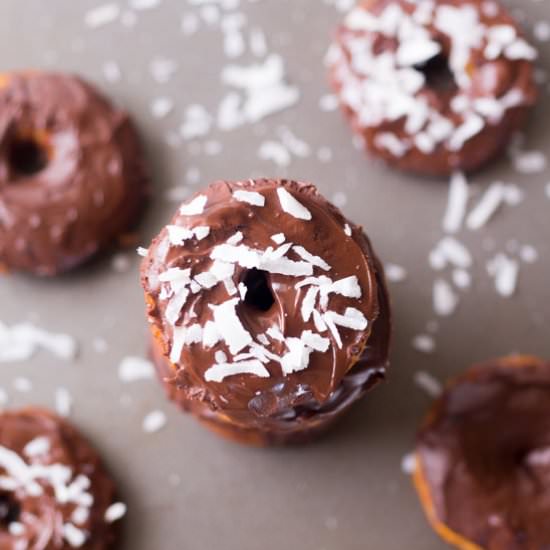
[329,0,538,160]
[417,356,550,550]
[142,179,386,414]
[0,72,147,275]
[0,408,117,549]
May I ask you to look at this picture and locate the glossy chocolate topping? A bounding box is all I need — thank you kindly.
[417,356,550,550]
[0,72,148,275]
[0,408,118,549]
[329,0,538,176]
[142,179,391,439]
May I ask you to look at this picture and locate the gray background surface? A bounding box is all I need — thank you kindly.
[0,0,549,548]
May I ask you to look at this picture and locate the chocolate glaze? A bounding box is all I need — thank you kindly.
[142,179,391,445]
[0,408,118,549]
[416,356,550,550]
[329,0,538,176]
[0,72,149,275]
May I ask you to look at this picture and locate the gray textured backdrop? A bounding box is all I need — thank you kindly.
[1,1,549,548]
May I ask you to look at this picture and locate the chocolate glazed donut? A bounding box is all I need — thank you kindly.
[142,179,391,445]
[0,408,122,549]
[329,0,538,176]
[414,356,550,550]
[0,72,148,276]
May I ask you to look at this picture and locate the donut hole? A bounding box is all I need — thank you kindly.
[0,492,21,526]
[243,269,275,312]
[415,53,456,92]
[8,138,48,178]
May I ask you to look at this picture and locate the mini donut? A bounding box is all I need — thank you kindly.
[329,0,538,176]
[0,71,149,276]
[0,407,124,549]
[141,179,391,446]
[413,355,550,550]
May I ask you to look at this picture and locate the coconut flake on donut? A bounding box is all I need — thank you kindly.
[205,359,270,383]
[233,189,266,206]
[23,436,51,458]
[167,225,211,245]
[271,233,286,244]
[179,194,208,216]
[277,188,312,220]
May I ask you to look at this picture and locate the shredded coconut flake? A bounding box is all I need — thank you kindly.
[13,377,31,393]
[104,502,127,523]
[150,97,174,119]
[414,371,443,398]
[233,190,265,206]
[301,286,319,323]
[452,269,472,289]
[301,331,330,352]
[23,437,51,458]
[466,182,519,230]
[292,246,330,271]
[9,522,25,536]
[211,299,253,354]
[63,523,86,548]
[487,253,519,297]
[384,263,407,283]
[324,308,368,331]
[167,225,210,245]
[180,104,212,139]
[433,278,459,316]
[55,387,73,418]
[150,57,178,83]
[129,0,161,10]
[0,322,77,363]
[527,447,550,467]
[266,326,285,342]
[278,127,311,158]
[534,21,550,43]
[180,195,208,216]
[205,360,269,382]
[319,93,339,112]
[412,334,436,354]
[226,232,243,245]
[512,150,547,174]
[375,133,409,157]
[328,276,362,299]
[271,233,286,244]
[102,61,121,82]
[84,3,120,28]
[519,245,538,264]
[323,313,343,349]
[401,453,417,475]
[142,410,167,433]
[118,357,155,382]
[71,507,89,526]
[276,188,312,221]
[280,338,313,374]
[430,237,472,270]
[443,172,469,233]
[221,54,300,125]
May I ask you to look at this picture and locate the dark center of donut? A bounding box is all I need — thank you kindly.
[8,138,48,178]
[415,53,456,92]
[243,269,275,312]
[0,492,21,526]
